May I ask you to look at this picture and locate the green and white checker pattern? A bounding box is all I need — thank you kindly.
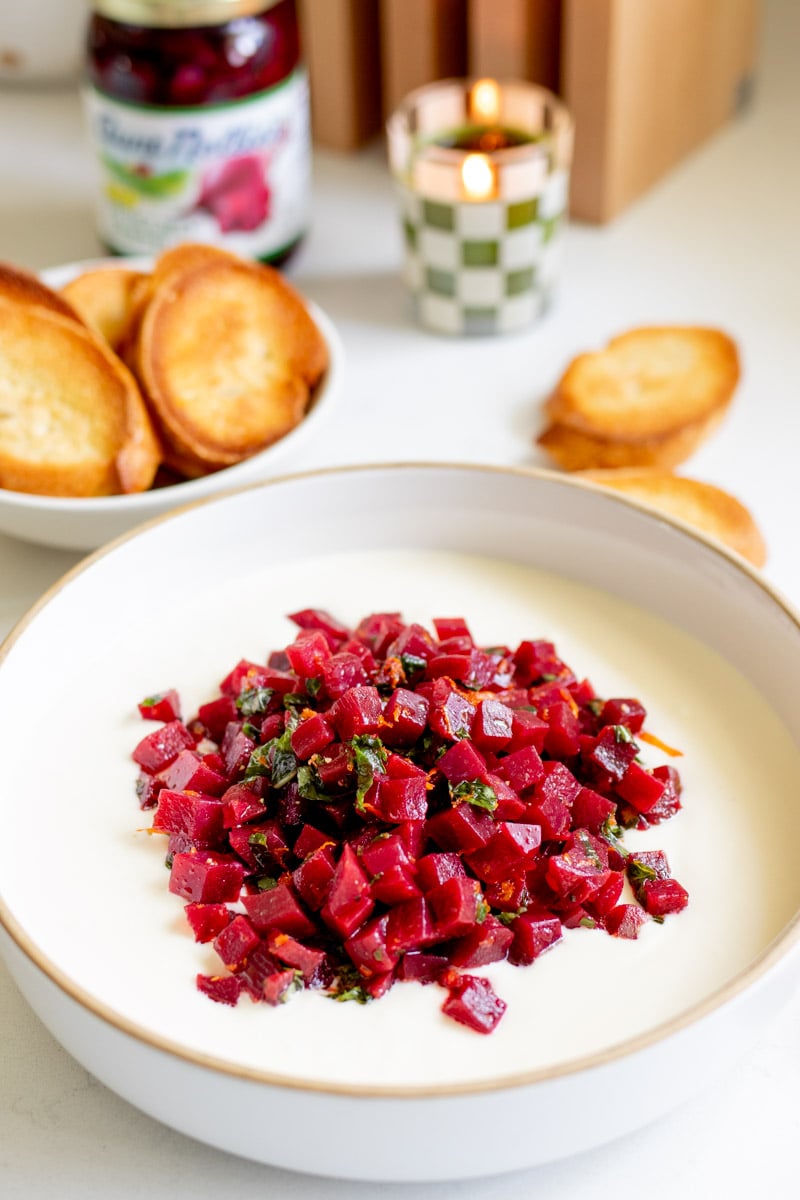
[399,169,569,335]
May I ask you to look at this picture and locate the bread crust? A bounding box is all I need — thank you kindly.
[547,327,740,441]
[61,267,148,353]
[135,256,328,467]
[0,261,84,326]
[0,299,160,497]
[577,468,767,567]
[537,407,726,471]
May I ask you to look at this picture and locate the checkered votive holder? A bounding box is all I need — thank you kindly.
[399,169,569,336]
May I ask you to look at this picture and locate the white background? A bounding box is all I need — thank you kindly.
[0,0,798,1194]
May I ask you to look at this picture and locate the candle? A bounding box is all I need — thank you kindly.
[387,78,573,336]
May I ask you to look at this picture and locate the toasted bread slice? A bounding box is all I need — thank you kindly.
[0,298,160,497]
[537,407,726,471]
[61,267,148,353]
[547,327,739,441]
[0,261,84,325]
[136,255,328,467]
[577,469,767,567]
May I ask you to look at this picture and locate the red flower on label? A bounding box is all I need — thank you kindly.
[195,154,271,232]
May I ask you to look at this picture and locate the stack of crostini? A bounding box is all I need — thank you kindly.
[0,244,329,498]
[536,327,766,566]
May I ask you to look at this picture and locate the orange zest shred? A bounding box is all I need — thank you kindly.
[639,729,683,757]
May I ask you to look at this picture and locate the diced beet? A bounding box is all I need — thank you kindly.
[266,931,332,986]
[162,749,227,796]
[213,914,261,971]
[262,968,300,1005]
[369,864,422,905]
[497,744,543,793]
[169,851,245,903]
[427,678,475,741]
[523,791,571,840]
[319,845,374,937]
[385,622,438,664]
[586,725,639,782]
[425,652,473,682]
[470,698,514,752]
[465,822,542,883]
[428,876,483,938]
[382,687,430,745]
[606,904,648,938]
[617,762,666,814]
[243,882,318,939]
[371,775,428,822]
[315,743,352,789]
[437,739,488,785]
[397,951,449,984]
[292,844,337,910]
[639,878,689,917]
[294,824,332,859]
[138,689,181,723]
[219,659,271,697]
[645,764,683,823]
[354,612,404,657]
[386,896,437,954]
[484,871,529,912]
[221,725,256,779]
[228,819,290,872]
[135,770,164,810]
[586,870,625,917]
[509,709,549,753]
[321,652,370,698]
[396,819,427,858]
[184,902,232,943]
[415,852,466,892]
[541,700,580,759]
[508,905,563,965]
[329,686,383,739]
[290,712,335,760]
[289,607,351,647]
[448,915,514,967]
[196,695,238,742]
[426,803,495,854]
[484,772,528,821]
[344,913,399,976]
[433,616,473,642]
[544,830,610,903]
[601,697,646,733]
[132,720,195,773]
[239,941,282,998]
[285,629,331,678]
[221,782,266,828]
[196,973,241,1006]
[154,789,225,845]
[513,639,568,685]
[571,785,616,833]
[441,973,506,1034]
[534,760,581,807]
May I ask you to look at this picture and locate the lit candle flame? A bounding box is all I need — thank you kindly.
[470,78,501,123]
[461,153,495,200]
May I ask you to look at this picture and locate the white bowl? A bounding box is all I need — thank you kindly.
[0,259,344,552]
[1,463,799,1181]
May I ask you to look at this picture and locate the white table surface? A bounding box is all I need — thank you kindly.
[1,1,798,1194]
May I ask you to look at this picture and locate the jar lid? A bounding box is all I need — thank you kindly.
[91,0,283,28]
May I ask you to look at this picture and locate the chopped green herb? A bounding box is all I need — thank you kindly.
[612,724,635,744]
[235,686,274,716]
[599,816,630,858]
[627,858,659,885]
[330,965,371,1004]
[450,778,498,813]
[297,762,328,802]
[400,653,426,678]
[476,896,489,923]
[306,676,323,697]
[241,721,261,740]
[248,831,268,846]
[349,734,388,813]
[586,698,604,716]
[578,916,597,929]
[573,828,604,869]
[255,875,280,891]
[244,728,297,787]
[243,743,271,780]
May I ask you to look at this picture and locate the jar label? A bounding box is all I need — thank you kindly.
[84,71,311,259]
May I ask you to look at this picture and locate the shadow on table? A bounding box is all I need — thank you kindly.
[298,269,414,333]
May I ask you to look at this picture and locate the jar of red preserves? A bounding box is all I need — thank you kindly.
[84,0,310,263]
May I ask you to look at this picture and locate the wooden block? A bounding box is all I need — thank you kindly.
[299,0,382,150]
[564,0,761,223]
[468,0,562,92]
[380,0,468,115]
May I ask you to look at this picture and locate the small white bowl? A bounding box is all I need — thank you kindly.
[0,259,344,552]
[1,464,799,1181]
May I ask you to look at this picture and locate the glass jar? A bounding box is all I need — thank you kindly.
[84,0,310,264]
